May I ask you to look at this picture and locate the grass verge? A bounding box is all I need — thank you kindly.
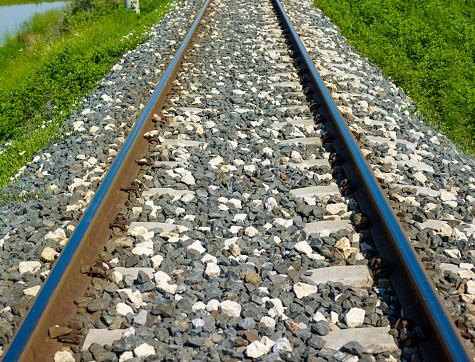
[0,0,63,5]
[0,0,174,189]
[314,0,475,154]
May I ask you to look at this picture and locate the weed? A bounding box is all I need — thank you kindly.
[315,0,475,154]
[0,0,174,188]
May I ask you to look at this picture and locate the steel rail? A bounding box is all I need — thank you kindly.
[270,0,472,360]
[2,0,212,360]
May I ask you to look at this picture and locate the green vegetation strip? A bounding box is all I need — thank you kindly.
[0,0,63,6]
[314,0,475,153]
[0,0,174,189]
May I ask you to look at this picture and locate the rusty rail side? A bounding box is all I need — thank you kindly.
[2,0,212,360]
[270,0,472,360]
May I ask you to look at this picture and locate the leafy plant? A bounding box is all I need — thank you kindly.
[315,0,475,153]
[0,0,174,187]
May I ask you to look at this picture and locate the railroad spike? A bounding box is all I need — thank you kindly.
[109,214,129,231]
[340,179,355,196]
[136,156,152,166]
[329,152,343,166]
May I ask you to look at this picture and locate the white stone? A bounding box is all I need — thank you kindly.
[244,164,256,172]
[19,261,41,274]
[181,193,194,202]
[461,294,475,303]
[440,223,453,236]
[326,203,348,215]
[45,228,67,242]
[151,255,163,269]
[228,198,242,208]
[294,283,318,298]
[132,207,142,215]
[331,311,339,324]
[111,271,123,284]
[132,246,154,256]
[188,240,206,254]
[229,226,242,234]
[119,351,134,362]
[233,214,247,222]
[205,263,220,277]
[143,130,159,139]
[246,337,275,358]
[130,226,149,237]
[260,316,276,329]
[445,249,461,259]
[134,343,155,358]
[192,318,205,328]
[268,298,285,318]
[294,241,313,255]
[116,303,134,316]
[266,197,278,210]
[206,299,220,312]
[273,338,293,353]
[245,226,259,237]
[221,164,237,172]
[440,191,456,201]
[459,269,475,279]
[115,236,133,248]
[192,302,207,312]
[313,312,326,322]
[54,350,75,362]
[274,218,293,228]
[467,280,475,295]
[154,271,177,294]
[413,171,427,183]
[182,172,195,185]
[118,289,146,308]
[41,247,59,262]
[336,237,351,250]
[202,254,218,264]
[220,300,242,318]
[209,156,224,167]
[345,307,365,328]
[308,252,326,261]
[291,151,303,163]
[122,327,135,338]
[262,147,273,156]
[23,285,41,296]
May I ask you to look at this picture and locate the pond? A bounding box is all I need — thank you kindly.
[0,0,67,44]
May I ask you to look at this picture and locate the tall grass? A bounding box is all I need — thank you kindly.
[0,0,62,5]
[0,0,174,188]
[0,9,65,89]
[315,0,475,154]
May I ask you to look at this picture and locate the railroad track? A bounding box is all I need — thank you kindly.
[2,0,474,360]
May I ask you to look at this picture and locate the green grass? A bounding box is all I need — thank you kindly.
[0,0,62,5]
[0,9,65,88]
[0,0,174,189]
[314,0,475,153]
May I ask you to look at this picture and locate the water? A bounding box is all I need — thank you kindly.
[0,1,67,44]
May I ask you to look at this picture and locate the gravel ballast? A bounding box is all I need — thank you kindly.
[69,0,412,359]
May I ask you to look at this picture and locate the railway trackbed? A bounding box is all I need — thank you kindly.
[2,0,475,361]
